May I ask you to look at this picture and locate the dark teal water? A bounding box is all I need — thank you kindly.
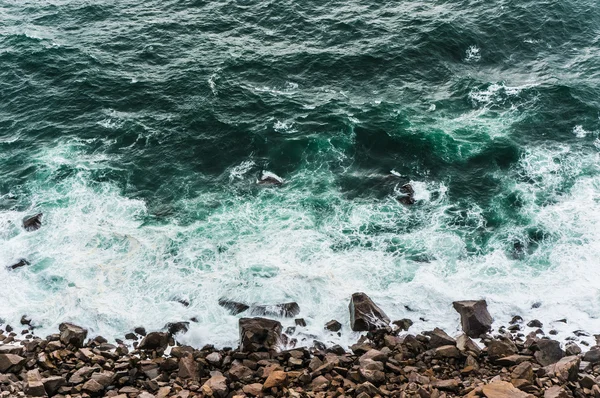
[1,0,600,346]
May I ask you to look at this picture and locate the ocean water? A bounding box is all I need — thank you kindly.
[1,0,600,348]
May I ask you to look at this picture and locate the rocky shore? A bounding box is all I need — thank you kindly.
[1,294,600,398]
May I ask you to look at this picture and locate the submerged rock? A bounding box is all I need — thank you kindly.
[218,298,250,315]
[349,292,390,331]
[239,317,282,352]
[23,213,43,231]
[257,171,284,186]
[398,183,415,205]
[165,322,189,335]
[452,299,493,337]
[7,259,29,270]
[325,320,342,332]
[251,302,300,318]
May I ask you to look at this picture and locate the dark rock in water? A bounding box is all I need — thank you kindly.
[58,323,88,348]
[393,318,413,331]
[527,319,543,328]
[20,315,30,326]
[531,302,542,309]
[239,317,282,352]
[138,332,170,350]
[124,333,137,340]
[510,316,523,325]
[23,213,43,231]
[325,320,342,332]
[295,318,307,327]
[257,171,284,186]
[429,328,456,348]
[218,298,250,315]
[452,300,493,338]
[533,339,564,366]
[398,184,415,205]
[349,292,390,332]
[565,342,581,356]
[174,298,190,307]
[573,329,589,337]
[7,259,29,270]
[165,322,189,335]
[134,326,146,336]
[250,302,300,318]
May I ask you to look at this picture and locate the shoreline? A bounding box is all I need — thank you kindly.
[0,295,599,397]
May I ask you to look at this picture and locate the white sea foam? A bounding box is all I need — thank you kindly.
[1,141,600,349]
[465,45,481,62]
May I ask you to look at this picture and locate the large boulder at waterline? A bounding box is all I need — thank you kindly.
[349,292,390,331]
[59,323,88,348]
[138,332,170,350]
[250,302,300,318]
[218,298,250,315]
[239,317,282,352]
[452,299,493,337]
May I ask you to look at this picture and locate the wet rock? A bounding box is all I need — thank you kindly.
[23,213,43,231]
[482,381,529,398]
[393,318,413,331]
[533,339,564,366]
[429,327,456,348]
[452,300,493,337]
[0,353,26,372]
[165,321,189,335]
[295,318,306,327]
[258,171,284,186]
[250,302,300,318]
[398,184,415,205]
[239,317,282,352]
[349,292,390,331]
[138,332,169,350]
[7,259,29,270]
[134,326,147,335]
[527,319,543,328]
[58,322,87,348]
[206,351,222,365]
[218,298,250,315]
[325,320,342,332]
[125,332,137,340]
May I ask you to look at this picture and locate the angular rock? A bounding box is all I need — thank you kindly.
[487,338,518,360]
[584,345,600,363]
[482,381,529,398]
[243,383,263,396]
[178,353,197,380]
[533,339,564,366]
[429,328,456,348]
[201,373,228,398]
[251,302,300,318]
[545,355,579,382]
[229,363,253,382]
[494,355,534,367]
[511,361,533,383]
[349,292,390,331]
[7,259,29,270]
[435,345,461,358]
[325,320,342,332]
[544,386,570,398]
[82,379,104,396]
[42,376,65,396]
[0,353,26,372]
[23,213,43,231]
[218,299,250,315]
[138,332,169,351]
[452,300,493,337]
[393,318,413,331]
[239,317,282,352]
[165,321,189,335]
[59,323,88,348]
[456,333,481,354]
[263,370,287,389]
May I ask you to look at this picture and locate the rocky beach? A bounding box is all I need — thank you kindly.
[1,294,599,398]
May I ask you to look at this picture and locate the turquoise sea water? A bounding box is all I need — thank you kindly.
[1,0,600,346]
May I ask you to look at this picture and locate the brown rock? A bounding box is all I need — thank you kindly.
[545,355,579,382]
[544,386,569,398]
[239,317,282,352]
[533,339,564,366]
[243,383,263,396]
[201,373,228,398]
[311,375,330,391]
[482,381,529,398]
[453,300,493,337]
[431,379,461,392]
[487,339,518,360]
[42,376,66,396]
[82,379,105,396]
[178,353,197,380]
[495,355,534,366]
[429,328,456,348]
[349,292,390,331]
[229,363,253,382]
[435,345,461,358]
[58,322,88,347]
[325,320,342,332]
[456,333,481,354]
[0,353,26,372]
[511,361,533,383]
[263,370,288,390]
[138,332,169,350]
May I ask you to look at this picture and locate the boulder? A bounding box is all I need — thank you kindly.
[545,355,579,382]
[134,326,147,335]
[452,300,493,337]
[59,323,88,348]
[398,184,415,205]
[263,370,288,389]
[218,298,250,315]
[349,292,390,331]
[456,333,481,354]
[544,386,570,398]
[487,338,518,360]
[584,345,600,363]
[25,369,46,397]
[42,376,65,396]
[435,345,461,358]
[229,363,253,382]
[178,353,197,380]
[511,361,533,384]
[482,381,529,398]
[250,302,300,318]
[239,317,282,352]
[393,318,413,331]
[82,379,104,396]
[533,339,564,366]
[325,320,342,332]
[138,332,170,351]
[201,373,228,398]
[243,383,263,396]
[0,353,26,372]
[23,213,43,231]
[7,259,29,270]
[165,321,189,335]
[429,328,456,348]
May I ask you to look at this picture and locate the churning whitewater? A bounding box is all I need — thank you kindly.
[1,0,600,348]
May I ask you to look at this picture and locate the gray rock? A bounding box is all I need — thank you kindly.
[0,353,25,373]
[250,302,300,318]
[218,299,250,315]
[325,320,342,332]
[58,323,88,348]
[452,300,493,337]
[429,328,456,348]
[41,376,65,396]
[533,339,564,366]
[23,213,43,231]
[349,292,390,331]
[239,317,282,352]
